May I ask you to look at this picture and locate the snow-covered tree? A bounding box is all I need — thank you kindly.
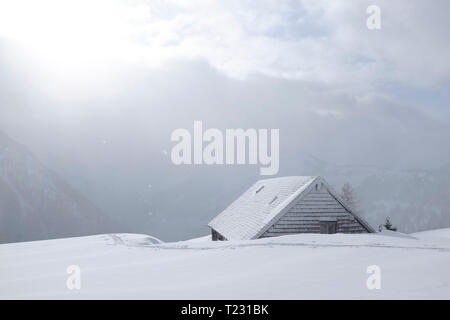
[341,182,359,213]
[383,217,397,231]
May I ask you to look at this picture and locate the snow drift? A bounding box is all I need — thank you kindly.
[0,229,449,299]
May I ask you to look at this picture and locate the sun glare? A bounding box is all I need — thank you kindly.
[0,0,130,73]
[0,0,150,98]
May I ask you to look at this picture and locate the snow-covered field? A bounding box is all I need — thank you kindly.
[1,229,449,299]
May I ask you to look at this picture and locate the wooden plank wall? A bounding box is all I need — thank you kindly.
[261,186,368,237]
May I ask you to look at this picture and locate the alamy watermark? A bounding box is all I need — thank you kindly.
[170,121,279,175]
[66,265,81,290]
[366,265,381,290]
[366,5,381,30]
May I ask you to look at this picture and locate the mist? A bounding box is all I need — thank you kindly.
[1,0,449,241]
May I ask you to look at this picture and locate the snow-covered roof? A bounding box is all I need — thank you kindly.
[208,176,375,240]
[208,176,318,240]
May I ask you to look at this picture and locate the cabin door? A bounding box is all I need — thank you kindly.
[320,221,337,234]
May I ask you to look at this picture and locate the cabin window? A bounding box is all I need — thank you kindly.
[316,182,323,191]
[255,185,265,194]
[320,221,337,234]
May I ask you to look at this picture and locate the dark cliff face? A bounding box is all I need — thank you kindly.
[0,130,119,244]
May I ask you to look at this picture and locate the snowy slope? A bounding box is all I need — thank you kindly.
[413,228,450,239]
[0,230,449,299]
[0,130,118,243]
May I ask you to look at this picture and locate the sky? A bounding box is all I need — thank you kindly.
[0,0,449,171]
[0,0,450,240]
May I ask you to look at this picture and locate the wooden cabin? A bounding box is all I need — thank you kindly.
[208,176,374,241]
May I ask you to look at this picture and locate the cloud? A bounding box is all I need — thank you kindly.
[112,0,450,92]
[2,0,448,93]
[0,0,449,172]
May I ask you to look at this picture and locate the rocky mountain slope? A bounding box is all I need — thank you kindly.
[0,130,118,244]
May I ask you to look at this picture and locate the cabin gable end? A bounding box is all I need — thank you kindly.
[260,182,369,237]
